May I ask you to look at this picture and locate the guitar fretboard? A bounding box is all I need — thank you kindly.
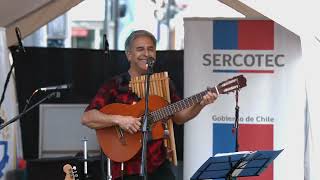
[147,74,246,124]
[150,88,216,123]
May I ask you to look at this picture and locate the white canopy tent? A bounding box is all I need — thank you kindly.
[0,0,83,46]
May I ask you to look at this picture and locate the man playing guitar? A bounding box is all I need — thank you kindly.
[81,30,217,180]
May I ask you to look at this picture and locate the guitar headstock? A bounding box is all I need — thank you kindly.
[216,75,247,94]
[63,164,79,180]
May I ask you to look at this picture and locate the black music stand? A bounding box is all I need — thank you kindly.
[191,150,283,180]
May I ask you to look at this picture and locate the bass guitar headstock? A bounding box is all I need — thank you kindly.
[63,164,79,180]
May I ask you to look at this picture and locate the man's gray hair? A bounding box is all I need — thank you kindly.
[124,30,156,53]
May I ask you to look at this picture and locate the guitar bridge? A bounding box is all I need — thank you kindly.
[116,126,127,145]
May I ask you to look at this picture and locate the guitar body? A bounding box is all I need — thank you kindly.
[96,95,169,162]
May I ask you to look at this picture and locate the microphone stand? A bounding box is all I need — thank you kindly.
[100,34,112,180]
[230,90,240,180]
[0,91,60,130]
[140,59,154,180]
[0,27,25,125]
[234,90,240,152]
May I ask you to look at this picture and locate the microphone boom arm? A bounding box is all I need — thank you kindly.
[0,92,59,130]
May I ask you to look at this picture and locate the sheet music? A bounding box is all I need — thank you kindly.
[214,151,256,157]
[214,151,256,176]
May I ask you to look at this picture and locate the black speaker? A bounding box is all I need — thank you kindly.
[5,169,25,180]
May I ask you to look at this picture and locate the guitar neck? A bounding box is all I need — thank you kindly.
[151,87,217,123]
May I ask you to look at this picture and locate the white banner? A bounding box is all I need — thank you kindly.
[0,27,21,179]
[183,18,304,180]
[302,35,320,180]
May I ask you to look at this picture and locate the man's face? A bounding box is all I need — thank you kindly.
[126,36,156,75]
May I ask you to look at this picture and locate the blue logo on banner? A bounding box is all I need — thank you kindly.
[213,20,238,50]
[0,141,9,178]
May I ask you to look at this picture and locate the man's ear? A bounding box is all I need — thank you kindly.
[126,51,131,62]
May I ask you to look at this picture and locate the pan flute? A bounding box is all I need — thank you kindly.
[129,71,178,166]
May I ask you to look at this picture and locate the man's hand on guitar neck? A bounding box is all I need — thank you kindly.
[173,91,218,125]
[199,91,218,107]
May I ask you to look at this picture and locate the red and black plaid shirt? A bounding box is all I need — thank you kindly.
[85,72,181,179]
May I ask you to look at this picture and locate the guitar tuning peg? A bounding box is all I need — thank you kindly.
[72,166,77,170]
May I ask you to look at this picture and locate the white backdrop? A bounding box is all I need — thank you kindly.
[183,18,304,180]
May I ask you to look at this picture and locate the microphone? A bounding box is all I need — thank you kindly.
[40,84,72,91]
[15,27,26,53]
[0,116,4,125]
[146,57,155,75]
[147,57,155,68]
[103,34,109,55]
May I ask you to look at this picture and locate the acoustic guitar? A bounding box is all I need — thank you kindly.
[96,75,247,162]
